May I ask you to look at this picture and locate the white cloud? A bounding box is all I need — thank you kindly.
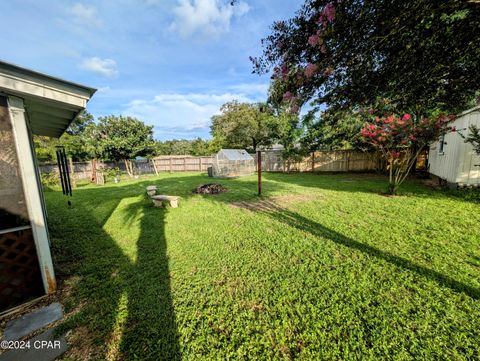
[68,3,101,27]
[122,92,252,138]
[79,57,118,78]
[97,86,111,93]
[170,0,250,39]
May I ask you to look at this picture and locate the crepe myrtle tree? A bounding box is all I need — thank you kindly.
[360,112,456,194]
[252,1,480,115]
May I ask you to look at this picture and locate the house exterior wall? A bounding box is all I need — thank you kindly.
[7,96,56,296]
[0,95,44,311]
[428,107,480,186]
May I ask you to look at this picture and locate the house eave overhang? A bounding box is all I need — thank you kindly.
[0,60,96,137]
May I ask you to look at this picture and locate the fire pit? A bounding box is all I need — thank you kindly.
[193,183,227,195]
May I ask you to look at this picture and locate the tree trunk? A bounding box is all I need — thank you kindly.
[388,183,398,195]
[91,159,97,183]
[388,158,395,194]
[124,159,133,177]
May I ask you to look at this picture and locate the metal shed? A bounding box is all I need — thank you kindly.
[212,149,254,178]
[0,60,95,312]
[428,105,480,187]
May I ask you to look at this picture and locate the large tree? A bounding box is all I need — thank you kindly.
[252,0,480,117]
[211,101,276,152]
[90,115,154,176]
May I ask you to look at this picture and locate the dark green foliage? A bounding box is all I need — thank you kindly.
[463,125,480,155]
[211,101,277,152]
[154,138,214,156]
[252,0,480,151]
[66,110,94,136]
[91,115,155,161]
[301,107,367,151]
[253,0,480,115]
[34,110,95,162]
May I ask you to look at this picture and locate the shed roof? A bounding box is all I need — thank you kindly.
[0,60,96,137]
[458,104,480,117]
[218,149,253,161]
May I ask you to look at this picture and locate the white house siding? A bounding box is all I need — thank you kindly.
[428,106,480,186]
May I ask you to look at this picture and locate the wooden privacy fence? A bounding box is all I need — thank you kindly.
[39,150,428,179]
[38,159,157,180]
[256,150,383,173]
[151,155,213,172]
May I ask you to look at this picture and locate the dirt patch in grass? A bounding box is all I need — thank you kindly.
[193,183,227,194]
[230,194,317,212]
[62,326,99,361]
[421,178,445,190]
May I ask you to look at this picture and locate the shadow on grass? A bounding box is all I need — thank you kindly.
[260,172,443,198]
[238,199,480,300]
[49,184,181,360]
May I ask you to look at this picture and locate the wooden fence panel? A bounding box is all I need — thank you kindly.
[39,150,417,179]
[254,150,382,173]
[152,156,213,172]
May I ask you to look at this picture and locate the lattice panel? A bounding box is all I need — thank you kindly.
[0,228,44,311]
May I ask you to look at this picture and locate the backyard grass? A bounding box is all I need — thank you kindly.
[45,172,480,360]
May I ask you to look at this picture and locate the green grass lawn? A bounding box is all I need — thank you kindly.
[45,172,480,360]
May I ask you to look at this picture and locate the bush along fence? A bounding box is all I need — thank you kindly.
[38,150,427,183]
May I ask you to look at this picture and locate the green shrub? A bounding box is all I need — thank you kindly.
[453,187,480,203]
[41,172,60,190]
[104,167,121,183]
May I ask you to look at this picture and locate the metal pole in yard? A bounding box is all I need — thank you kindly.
[257,150,262,196]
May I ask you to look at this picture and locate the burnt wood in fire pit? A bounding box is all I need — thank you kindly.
[193,183,227,194]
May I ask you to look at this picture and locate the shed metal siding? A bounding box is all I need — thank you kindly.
[428,107,480,185]
[456,111,480,185]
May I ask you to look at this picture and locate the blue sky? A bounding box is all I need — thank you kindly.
[0,0,303,140]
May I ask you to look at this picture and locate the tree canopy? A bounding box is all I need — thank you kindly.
[90,115,154,162]
[252,0,480,116]
[154,138,215,156]
[210,101,277,152]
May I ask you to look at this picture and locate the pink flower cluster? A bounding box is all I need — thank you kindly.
[360,113,456,152]
[323,67,334,76]
[317,2,336,28]
[282,91,295,102]
[308,34,320,47]
[304,63,318,78]
[308,2,335,52]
